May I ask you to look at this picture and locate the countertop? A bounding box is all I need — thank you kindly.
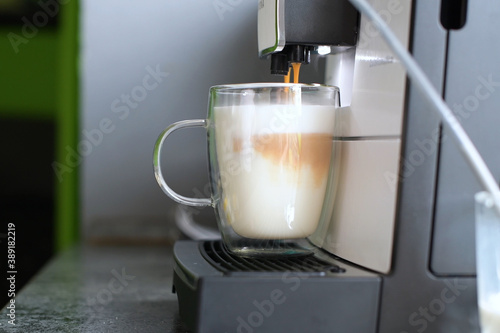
[0,244,191,332]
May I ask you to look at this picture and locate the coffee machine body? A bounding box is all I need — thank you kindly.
[171,0,500,331]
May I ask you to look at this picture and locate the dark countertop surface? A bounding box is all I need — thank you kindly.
[0,244,191,332]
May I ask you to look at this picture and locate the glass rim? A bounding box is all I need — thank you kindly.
[210,82,339,93]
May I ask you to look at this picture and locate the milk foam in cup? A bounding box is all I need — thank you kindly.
[153,83,340,256]
[214,104,335,239]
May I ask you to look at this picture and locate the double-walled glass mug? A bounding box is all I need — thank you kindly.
[154,83,340,257]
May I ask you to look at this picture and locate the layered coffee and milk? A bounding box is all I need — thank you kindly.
[214,102,335,239]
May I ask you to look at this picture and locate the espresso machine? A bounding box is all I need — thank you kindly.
[171,0,500,331]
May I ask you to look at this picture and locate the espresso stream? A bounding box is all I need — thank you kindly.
[284,62,301,84]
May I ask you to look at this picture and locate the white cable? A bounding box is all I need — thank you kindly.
[348,0,500,206]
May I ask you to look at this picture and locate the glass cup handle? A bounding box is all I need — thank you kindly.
[153,119,212,207]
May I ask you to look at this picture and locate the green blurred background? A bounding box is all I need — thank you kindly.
[0,0,79,307]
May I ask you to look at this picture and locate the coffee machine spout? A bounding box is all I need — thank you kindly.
[258,0,359,75]
[270,45,312,75]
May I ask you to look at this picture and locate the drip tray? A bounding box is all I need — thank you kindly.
[172,240,381,333]
[200,240,345,275]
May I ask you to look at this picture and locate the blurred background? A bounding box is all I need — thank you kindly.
[0,0,325,307]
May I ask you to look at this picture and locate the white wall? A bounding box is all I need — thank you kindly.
[80,0,324,240]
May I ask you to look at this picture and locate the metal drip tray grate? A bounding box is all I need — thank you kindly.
[200,240,345,275]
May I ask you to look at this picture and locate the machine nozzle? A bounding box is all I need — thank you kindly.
[270,53,290,75]
[289,45,311,64]
[270,45,312,76]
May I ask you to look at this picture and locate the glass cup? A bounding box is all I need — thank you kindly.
[154,83,340,256]
[475,191,500,332]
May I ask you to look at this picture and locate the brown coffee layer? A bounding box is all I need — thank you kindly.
[234,133,332,186]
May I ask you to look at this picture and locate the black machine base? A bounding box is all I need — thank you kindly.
[172,240,381,333]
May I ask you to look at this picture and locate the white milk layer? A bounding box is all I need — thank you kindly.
[480,293,500,333]
[214,104,336,239]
